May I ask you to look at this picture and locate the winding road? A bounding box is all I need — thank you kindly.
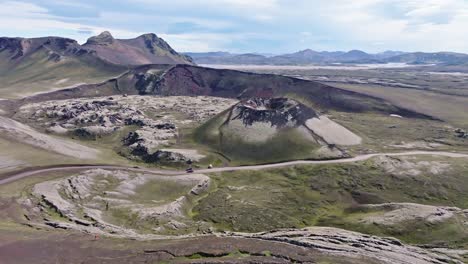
[1,151,467,185]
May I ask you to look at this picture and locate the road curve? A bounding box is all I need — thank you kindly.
[1,151,467,185]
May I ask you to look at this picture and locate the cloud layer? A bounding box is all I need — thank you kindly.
[1,0,468,53]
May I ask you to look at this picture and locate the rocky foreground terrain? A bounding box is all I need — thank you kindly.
[27,169,211,238]
[230,227,465,264]
[18,166,467,264]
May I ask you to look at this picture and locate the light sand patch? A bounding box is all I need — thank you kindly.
[306,116,362,145]
[0,116,99,159]
[54,78,70,85]
[0,155,27,170]
[390,141,444,149]
[359,203,463,225]
[374,155,450,176]
[46,125,68,134]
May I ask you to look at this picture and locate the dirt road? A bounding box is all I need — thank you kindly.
[1,151,467,185]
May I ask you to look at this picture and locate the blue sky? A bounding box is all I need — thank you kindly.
[1,0,468,53]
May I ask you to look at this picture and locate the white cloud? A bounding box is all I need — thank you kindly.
[133,0,278,10]
[0,1,48,17]
[3,0,468,52]
[0,1,141,42]
[131,0,279,22]
[311,0,468,52]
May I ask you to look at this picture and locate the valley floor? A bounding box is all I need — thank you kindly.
[1,65,468,263]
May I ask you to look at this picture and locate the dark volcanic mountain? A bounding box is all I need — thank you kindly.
[0,32,193,67]
[269,49,327,64]
[335,50,375,62]
[194,97,326,163]
[0,35,126,97]
[0,32,193,97]
[21,64,433,120]
[188,49,380,65]
[83,31,194,65]
[232,97,317,127]
[384,52,468,65]
[0,36,89,59]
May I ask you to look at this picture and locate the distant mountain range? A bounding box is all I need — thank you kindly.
[185,49,468,65]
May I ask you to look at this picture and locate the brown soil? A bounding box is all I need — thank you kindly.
[0,229,378,264]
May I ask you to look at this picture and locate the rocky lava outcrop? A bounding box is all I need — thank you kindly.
[232,97,317,127]
[17,95,237,164]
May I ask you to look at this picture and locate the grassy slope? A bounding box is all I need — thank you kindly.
[0,126,134,175]
[193,110,321,165]
[329,83,468,127]
[328,111,468,154]
[161,65,429,118]
[0,50,125,99]
[193,156,468,247]
[193,102,468,165]
[0,137,78,174]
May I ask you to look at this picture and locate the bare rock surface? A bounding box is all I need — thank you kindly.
[374,155,451,176]
[31,169,211,238]
[232,227,463,264]
[390,141,445,149]
[25,169,465,263]
[19,95,236,133]
[18,95,236,162]
[358,203,465,225]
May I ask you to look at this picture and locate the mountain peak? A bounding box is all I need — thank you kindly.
[139,33,158,39]
[137,33,177,55]
[347,49,367,54]
[298,49,317,53]
[85,31,115,45]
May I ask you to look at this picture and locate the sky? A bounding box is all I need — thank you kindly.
[1,0,468,54]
